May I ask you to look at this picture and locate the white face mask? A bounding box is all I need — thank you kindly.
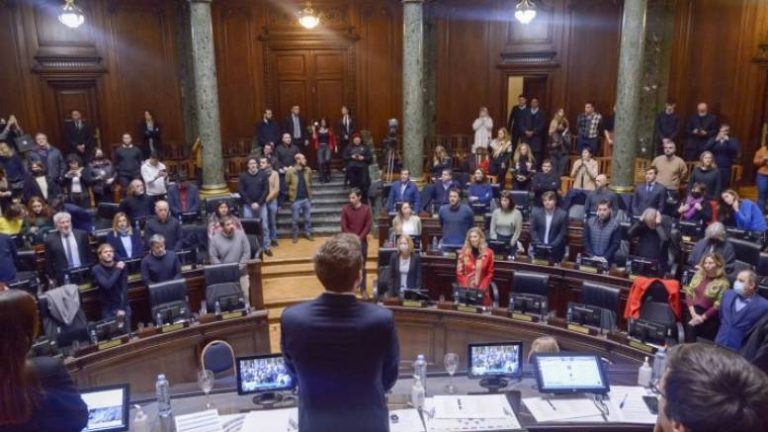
[399,244,409,253]
[733,281,747,297]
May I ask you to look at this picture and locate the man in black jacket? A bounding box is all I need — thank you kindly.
[343,133,373,203]
[144,200,184,251]
[283,105,308,151]
[276,133,300,205]
[63,109,94,162]
[507,95,528,147]
[628,208,671,272]
[685,102,718,160]
[654,101,679,154]
[256,108,281,150]
[530,159,560,206]
[520,97,547,164]
[530,191,568,262]
[45,211,93,285]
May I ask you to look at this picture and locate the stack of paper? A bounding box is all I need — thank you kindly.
[608,385,658,424]
[523,396,605,423]
[240,408,298,432]
[423,394,523,431]
[174,409,222,432]
[389,408,426,432]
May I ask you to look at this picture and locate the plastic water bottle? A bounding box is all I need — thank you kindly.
[214,300,221,315]
[431,236,438,251]
[156,312,163,327]
[156,374,173,431]
[64,274,70,285]
[410,376,425,410]
[133,405,149,432]
[528,243,534,258]
[414,354,427,393]
[651,347,667,385]
[637,357,652,387]
[89,329,98,345]
[575,253,582,267]
[509,297,515,313]
[566,304,573,323]
[199,300,207,316]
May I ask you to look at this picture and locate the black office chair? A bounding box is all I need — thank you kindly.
[580,282,620,331]
[511,271,549,297]
[204,262,241,286]
[376,265,391,299]
[206,282,244,312]
[451,282,499,307]
[757,252,768,276]
[15,249,37,272]
[97,202,120,228]
[730,238,761,268]
[378,248,397,269]
[637,280,680,343]
[147,279,191,323]
[510,190,531,217]
[38,289,89,349]
[240,218,264,259]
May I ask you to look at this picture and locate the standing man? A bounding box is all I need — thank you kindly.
[584,174,619,215]
[576,101,603,155]
[256,108,281,152]
[341,188,372,296]
[652,140,688,214]
[30,133,66,185]
[654,101,679,154]
[140,234,181,285]
[237,157,271,256]
[144,200,184,251]
[715,270,768,352]
[520,97,547,165]
[507,95,528,147]
[631,167,667,217]
[45,212,93,285]
[261,156,280,248]
[92,243,131,330]
[582,200,621,266]
[685,102,718,160]
[530,191,568,262]
[337,105,356,154]
[63,109,94,162]
[283,105,309,152]
[276,133,300,205]
[438,188,474,250]
[386,169,420,213]
[286,153,314,244]
[343,133,373,203]
[209,215,252,303]
[140,151,168,205]
[281,233,399,432]
[114,133,143,190]
[704,124,740,189]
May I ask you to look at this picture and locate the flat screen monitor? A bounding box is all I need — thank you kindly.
[488,240,511,257]
[567,302,604,328]
[217,294,243,312]
[628,256,660,278]
[678,220,703,241]
[509,293,547,315]
[580,256,608,272]
[401,288,430,301]
[467,342,524,380]
[66,265,91,287]
[453,286,484,306]
[241,218,261,237]
[236,354,295,395]
[80,384,130,432]
[176,248,198,270]
[629,318,671,345]
[123,257,142,275]
[533,353,610,395]
[532,244,553,262]
[92,319,128,341]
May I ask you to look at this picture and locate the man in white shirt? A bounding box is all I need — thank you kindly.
[140,151,168,204]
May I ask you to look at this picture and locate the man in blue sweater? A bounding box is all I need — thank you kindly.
[438,188,474,251]
[140,234,181,285]
[715,270,768,351]
[386,169,420,213]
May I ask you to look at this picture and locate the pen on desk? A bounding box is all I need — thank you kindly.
[457,397,463,410]
[619,393,629,409]
[545,399,557,411]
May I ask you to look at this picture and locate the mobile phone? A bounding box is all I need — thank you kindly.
[642,395,659,415]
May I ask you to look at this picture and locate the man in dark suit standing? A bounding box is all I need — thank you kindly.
[530,191,568,262]
[507,95,528,147]
[654,101,679,154]
[520,97,547,165]
[283,105,309,152]
[281,233,400,432]
[631,166,666,217]
[45,211,93,285]
[685,102,718,161]
[256,108,281,151]
[63,109,94,162]
[337,105,356,155]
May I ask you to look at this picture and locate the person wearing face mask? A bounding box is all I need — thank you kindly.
[92,243,131,330]
[715,269,768,351]
[140,234,181,285]
[456,227,495,306]
[677,182,712,223]
[22,160,59,203]
[467,169,492,211]
[683,253,729,342]
[686,222,736,276]
[387,235,422,298]
[106,212,145,260]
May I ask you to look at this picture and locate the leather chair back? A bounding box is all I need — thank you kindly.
[206,282,243,311]
[201,340,235,376]
[148,278,188,313]
[204,262,240,286]
[730,237,761,267]
[512,271,550,297]
[581,282,620,331]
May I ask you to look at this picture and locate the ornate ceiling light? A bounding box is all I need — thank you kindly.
[515,0,537,25]
[297,1,321,30]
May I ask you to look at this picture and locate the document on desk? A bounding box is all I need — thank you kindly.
[240,407,298,432]
[174,409,222,432]
[609,385,657,424]
[423,395,523,431]
[389,408,426,432]
[523,396,603,422]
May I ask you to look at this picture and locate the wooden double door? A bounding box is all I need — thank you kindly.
[268,48,350,169]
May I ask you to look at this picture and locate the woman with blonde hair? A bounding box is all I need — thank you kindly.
[511,142,535,190]
[688,150,721,199]
[528,336,560,362]
[683,252,730,342]
[456,227,495,306]
[392,201,422,240]
[387,235,422,297]
[490,128,513,187]
[431,145,452,179]
[472,106,493,154]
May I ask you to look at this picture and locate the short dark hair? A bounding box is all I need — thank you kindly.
[541,158,552,166]
[349,188,362,198]
[597,199,611,209]
[542,191,556,202]
[448,187,461,197]
[314,233,362,292]
[663,343,768,431]
[585,101,595,107]
[646,166,658,175]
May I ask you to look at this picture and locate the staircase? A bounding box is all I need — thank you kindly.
[275,170,348,238]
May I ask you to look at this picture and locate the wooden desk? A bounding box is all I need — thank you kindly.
[65,310,270,398]
[391,306,646,377]
[420,255,633,328]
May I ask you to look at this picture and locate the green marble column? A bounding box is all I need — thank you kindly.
[402,0,425,180]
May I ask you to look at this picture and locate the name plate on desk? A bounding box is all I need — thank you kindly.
[437,301,455,311]
[457,305,481,313]
[220,311,245,321]
[491,307,510,317]
[511,312,537,322]
[128,273,142,283]
[629,339,658,354]
[78,283,94,293]
[181,264,194,272]
[532,259,550,266]
[682,235,692,242]
[567,323,596,335]
[98,339,123,350]
[402,300,424,308]
[579,265,598,274]
[161,323,186,333]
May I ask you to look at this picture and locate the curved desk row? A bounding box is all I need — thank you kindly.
[65,310,270,398]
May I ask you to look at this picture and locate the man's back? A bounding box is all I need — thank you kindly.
[281,293,399,432]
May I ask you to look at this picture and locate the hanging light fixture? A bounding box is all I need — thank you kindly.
[297,1,321,30]
[514,0,537,25]
[58,0,85,29]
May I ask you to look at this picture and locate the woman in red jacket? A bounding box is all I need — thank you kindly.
[311,117,336,183]
[456,227,495,306]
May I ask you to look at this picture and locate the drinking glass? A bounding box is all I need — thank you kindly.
[443,353,459,394]
[197,369,215,409]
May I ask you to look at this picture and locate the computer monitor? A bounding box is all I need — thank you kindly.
[66,265,91,287]
[467,342,524,392]
[179,211,200,224]
[236,354,295,405]
[176,248,198,270]
[628,318,671,345]
[567,302,603,328]
[401,288,430,302]
[91,319,128,342]
[533,353,610,395]
[80,384,130,432]
[627,255,660,278]
[509,293,547,316]
[488,240,512,258]
[155,303,188,325]
[532,244,553,263]
[580,256,608,272]
[453,286,484,306]
[241,218,261,237]
[217,294,243,312]
[678,220,703,242]
[123,257,142,281]
[8,277,36,296]
[31,337,58,357]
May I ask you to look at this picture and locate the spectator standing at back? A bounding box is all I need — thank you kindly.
[286,153,314,244]
[341,188,372,297]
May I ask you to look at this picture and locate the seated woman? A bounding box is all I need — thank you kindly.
[683,252,729,342]
[0,290,88,432]
[207,200,243,239]
[511,143,535,191]
[388,235,422,298]
[719,189,767,232]
[106,212,145,260]
[456,227,495,306]
[430,145,452,180]
[392,201,422,240]
[678,183,713,223]
[467,169,493,211]
[489,128,513,187]
[571,147,599,190]
[23,196,53,243]
[0,203,24,236]
[489,190,523,253]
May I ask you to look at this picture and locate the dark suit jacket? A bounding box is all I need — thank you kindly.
[337,116,357,142]
[139,120,162,156]
[716,290,768,351]
[530,207,568,260]
[430,180,461,207]
[741,313,768,375]
[283,114,308,143]
[44,229,93,284]
[519,109,547,152]
[686,113,718,151]
[631,182,666,216]
[0,357,88,432]
[387,181,420,212]
[106,231,145,260]
[256,119,281,148]
[281,293,399,432]
[22,174,61,203]
[582,216,621,264]
[63,120,94,157]
[388,252,422,295]
[507,105,528,135]
[167,182,201,215]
